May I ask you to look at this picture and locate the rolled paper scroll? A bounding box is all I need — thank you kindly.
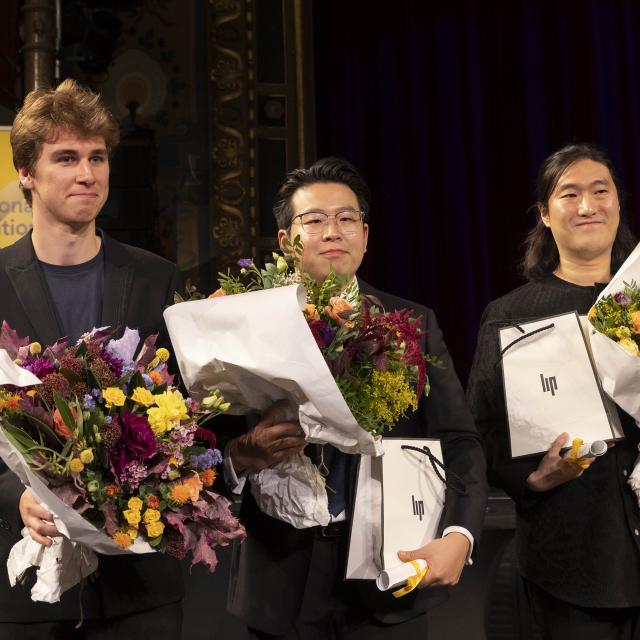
[375,559,428,592]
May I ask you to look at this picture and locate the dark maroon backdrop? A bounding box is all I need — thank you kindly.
[313,0,640,382]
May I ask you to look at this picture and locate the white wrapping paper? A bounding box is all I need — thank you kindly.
[590,242,640,420]
[164,285,384,528]
[164,285,382,456]
[0,349,153,603]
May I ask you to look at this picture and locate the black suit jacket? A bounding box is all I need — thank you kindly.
[227,281,488,634]
[0,231,184,622]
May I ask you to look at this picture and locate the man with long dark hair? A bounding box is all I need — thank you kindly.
[467,143,640,639]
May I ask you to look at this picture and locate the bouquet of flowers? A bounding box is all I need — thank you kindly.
[588,241,640,422]
[0,322,245,602]
[588,243,640,506]
[589,280,640,357]
[166,238,437,528]
[210,239,435,437]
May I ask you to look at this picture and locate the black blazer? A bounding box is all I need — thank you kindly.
[227,281,488,634]
[0,231,184,622]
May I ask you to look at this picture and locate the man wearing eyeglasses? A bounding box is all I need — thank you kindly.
[225,157,487,639]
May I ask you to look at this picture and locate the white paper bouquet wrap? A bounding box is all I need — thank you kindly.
[164,284,384,528]
[0,353,153,603]
[590,243,640,420]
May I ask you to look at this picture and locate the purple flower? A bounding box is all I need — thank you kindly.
[21,357,55,379]
[191,448,222,470]
[109,412,157,478]
[309,320,336,349]
[237,258,253,268]
[83,394,96,410]
[614,292,632,307]
[99,348,124,378]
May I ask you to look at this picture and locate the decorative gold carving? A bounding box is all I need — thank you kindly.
[207,0,256,273]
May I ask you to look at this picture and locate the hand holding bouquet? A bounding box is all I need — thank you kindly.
[0,322,245,602]
[166,238,438,528]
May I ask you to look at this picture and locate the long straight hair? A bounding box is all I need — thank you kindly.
[521,143,636,281]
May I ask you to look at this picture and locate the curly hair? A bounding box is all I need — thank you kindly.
[11,79,119,205]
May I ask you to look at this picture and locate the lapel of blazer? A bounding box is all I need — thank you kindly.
[100,232,134,329]
[4,233,62,345]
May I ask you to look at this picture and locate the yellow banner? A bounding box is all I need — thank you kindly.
[0,127,32,248]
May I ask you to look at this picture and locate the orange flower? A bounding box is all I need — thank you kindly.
[169,483,192,505]
[53,406,77,439]
[324,297,355,326]
[200,468,217,487]
[631,311,640,333]
[148,371,164,386]
[209,288,227,299]
[146,495,159,509]
[5,395,21,411]
[104,485,118,497]
[183,473,203,502]
[112,530,133,549]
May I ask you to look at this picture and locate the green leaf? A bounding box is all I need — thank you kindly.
[74,342,88,358]
[23,413,64,447]
[53,393,76,433]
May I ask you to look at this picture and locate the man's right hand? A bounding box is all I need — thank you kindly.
[229,400,306,474]
[526,432,596,492]
[19,489,60,547]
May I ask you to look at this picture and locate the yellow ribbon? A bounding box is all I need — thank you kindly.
[566,438,591,469]
[392,560,429,598]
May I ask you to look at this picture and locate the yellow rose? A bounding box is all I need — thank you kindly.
[123,509,141,526]
[68,458,84,473]
[127,527,138,540]
[128,496,143,511]
[143,508,161,524]
[79,449,94,464]
[131,387,156,407]
[145,521,165,538]
[103,387,126,408]
[156,348,170,362]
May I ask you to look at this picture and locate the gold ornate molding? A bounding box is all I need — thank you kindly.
[207,0,256,273]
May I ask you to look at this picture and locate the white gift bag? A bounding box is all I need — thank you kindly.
[345,438,446,583]
[499,311,620,458]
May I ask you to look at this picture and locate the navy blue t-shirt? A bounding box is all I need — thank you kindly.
[39,248,104,343]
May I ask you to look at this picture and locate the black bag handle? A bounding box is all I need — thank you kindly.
[400,444,467,496]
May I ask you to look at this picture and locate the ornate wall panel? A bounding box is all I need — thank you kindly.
[207,0,315,275]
